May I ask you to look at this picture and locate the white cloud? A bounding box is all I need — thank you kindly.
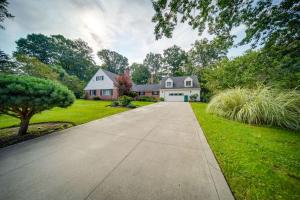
[0,0,247,64]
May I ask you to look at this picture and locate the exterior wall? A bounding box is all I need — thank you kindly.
[84,69,114,90]
[84,88,119,100]
[160,88,201,102]
[135,91,160,99]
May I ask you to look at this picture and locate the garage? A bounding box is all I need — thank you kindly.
[165,92,184,102]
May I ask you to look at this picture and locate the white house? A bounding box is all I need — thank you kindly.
[159,76,201,102]
[84,69,119,100]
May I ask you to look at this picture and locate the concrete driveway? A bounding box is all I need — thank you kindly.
[0,102,233,200]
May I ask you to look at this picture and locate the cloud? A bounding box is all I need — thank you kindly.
[0,0,247,64]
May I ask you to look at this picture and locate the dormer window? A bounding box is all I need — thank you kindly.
[184,77,193,87]
[166,82,172,87]
[185,81,192,87]
[96,76,104,81]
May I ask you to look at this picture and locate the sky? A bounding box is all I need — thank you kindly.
[0,0,251,64]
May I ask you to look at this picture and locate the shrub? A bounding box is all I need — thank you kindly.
[0,75,75,135]
[189,94,199,102]
[207,87,300,130]
[93,96,101,100]
[111,101,119,107]
[126,103,137,108]
[118,95,133,106]
[137,96,157,102]
[160,97,164,101]
[126,91,138,98]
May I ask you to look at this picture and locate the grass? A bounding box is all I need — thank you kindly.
[191,102,300,200]
[0,100,153,129]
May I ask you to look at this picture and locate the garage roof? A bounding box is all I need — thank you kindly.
[160,75,200,89]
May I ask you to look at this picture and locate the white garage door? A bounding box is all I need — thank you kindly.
[165,92,184,102]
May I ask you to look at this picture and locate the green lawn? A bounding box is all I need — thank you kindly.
[0,100,153,129]
[191,103,300,200]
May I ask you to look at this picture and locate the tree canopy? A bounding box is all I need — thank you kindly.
[0,0,14,29]
[0,75,75,135]
[143,52,163,83]
[97,49,129,75]
[152,0,300,48]
[131,63,151,84]
[14,34,97,81]
[163,45,187,76]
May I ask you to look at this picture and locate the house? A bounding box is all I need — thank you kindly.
[84,69,200,102]
[84,69,119,100]
[159,76,201,102]
[132,84,160,99]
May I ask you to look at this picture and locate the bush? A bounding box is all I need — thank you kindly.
[159,97,164,101]
[93,96,101,100]
[189,94,199,102]
[126,103,136,108]
[0,75,75,135]
[111,101,119,107]
[137,96,157,102]
[207,87,300,130]
[118,95,133,106]
[126,91,138,98]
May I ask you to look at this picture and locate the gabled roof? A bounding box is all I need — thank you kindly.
[160,75,200,89]
[102,69,118,83]
[132,84,160,92]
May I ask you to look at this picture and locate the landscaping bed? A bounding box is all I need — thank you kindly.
[191,102,300,200]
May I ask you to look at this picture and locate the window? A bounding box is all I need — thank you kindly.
[169,93,183,96]
[102,89,112,96]
[185,80,192,87]
[96,76,104,81]
[139,92,145,96]
[90,90,96,96]
[166,81,172,87]
[152,91,159,95]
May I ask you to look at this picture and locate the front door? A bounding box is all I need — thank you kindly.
[184,95,188,102]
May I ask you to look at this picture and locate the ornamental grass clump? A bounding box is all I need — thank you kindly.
[207,87,300,131]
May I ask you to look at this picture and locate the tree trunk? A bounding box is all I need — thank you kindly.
[18,117,30,136]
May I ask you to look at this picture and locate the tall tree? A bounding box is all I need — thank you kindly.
[0,0,14,29]
[189,37,231,68]
[97,49,128,74]
[163,45,187,76]
[14,34,97,81]
[143,52,163,83]
[130,63,151,84]
[152,0,300,48]
[115,74,132,96]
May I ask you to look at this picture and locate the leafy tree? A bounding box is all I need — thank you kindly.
[14,34,97,81]
[97,49,129,74]
[15,55,85,98]
[189,37,231,67]
[130,63,150,84]
[163,45,187,76]
[0,75,75,136]
[0,50,20,73]
[0,0,14,29]
[115,74,132,96]
[143,52,163,83]
[152,0,300,48]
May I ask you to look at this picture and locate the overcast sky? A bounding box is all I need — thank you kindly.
[0,0,251,64]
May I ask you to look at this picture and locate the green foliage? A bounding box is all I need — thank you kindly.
[0,0,14,29]
[126,103,136,109]
[202,44,300,94]
[207,87,300,131]
[118,95,133,107]
[191,103,300,200]
[163,45,187,76]
[110,101,119,107]
[15,55,85,98]
[14,34,97,81]
[93,96,101,100]
[0,75,75,135]
[189,94,198,102]
[152,0,299,48]
[143,52,163,83]
[131,63,150,84]
[159,97,164,101]
[97,49,128,74]
[136,96,157,102]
